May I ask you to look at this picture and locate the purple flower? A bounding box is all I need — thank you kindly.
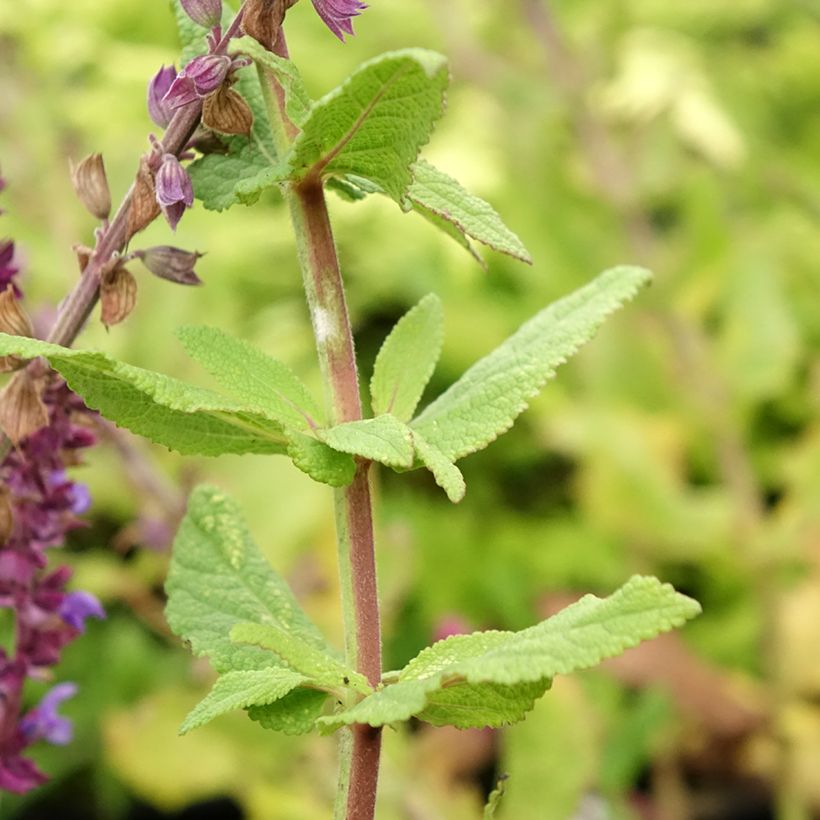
[20,683,77,746]
[181,0,222,28]
[147,64,178,129]
[164,55,232,111]
[155,154,194,231]
[311,0,367,40]
[58,590,105,632]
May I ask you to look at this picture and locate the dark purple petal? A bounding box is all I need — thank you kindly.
[181,0,222,28]
[20,682,77,746]
[155,155,194,231]
[163,75,200,111]
[58,590,105,632]
[147,64,178,128]
[184,55,231,96]
[310,0,367,40]
[0,754,47,794]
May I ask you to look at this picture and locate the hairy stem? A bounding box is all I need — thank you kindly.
[258,36,383,820]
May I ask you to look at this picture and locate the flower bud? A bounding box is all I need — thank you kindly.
[69,154,111,221]
[311,0,367,41]
[100,265,137,327]
[137,246,203,286]
[203,86,253,136]
[0,371,48,444]
[164,55,231,110]
[147,64,177,128]
[0,285,33,338]
[242,0,289,49]
[0,286,34,373]
[155,154,194,231]
[181,0,223,28]
[126,156,161,240]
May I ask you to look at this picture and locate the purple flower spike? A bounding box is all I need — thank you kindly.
[155,154,194,231]
[181,0,222,28]
[311,0,367,41]
[58,590,105,633]
[164,55,231,111]
[20,682,78,746]
[147,65,178,129]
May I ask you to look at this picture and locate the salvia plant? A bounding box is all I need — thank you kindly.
[0,1,702,816]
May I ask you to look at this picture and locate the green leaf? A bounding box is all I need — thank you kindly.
[370,294,444,421]
[187,63,283,211]
[231,622,370,694]
[412,430,466,503]
[248,689,329,735]
[286,50,449,201]
[177,325,323,430]
[318,576,699,730]
[236,36,312,128]
[179,668,308,735]
[318,414,415,468]
[412,266,652,461]
[0,334,287,457]
[165,485,334,674]
[406,160,532,265]
[287,433,357,487]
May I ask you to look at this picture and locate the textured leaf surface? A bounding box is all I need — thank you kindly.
[407,161,532,264]
[231,622,370,694]
[286,50,449,201]
[412,267,652,461]
[287,433,356,487]
[180,668,308,734]
[177,325,323,430]
[370,294,443,421]
[248,689,329,735]
[319,415,415,468]
[412,431,466,503]
[319,576,699,730]
[165,485,333,674]
[0,334,287,457]
[187,63,282,211]
[237,36,311,127]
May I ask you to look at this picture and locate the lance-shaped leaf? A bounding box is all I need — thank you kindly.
[166,485,335,674]
[177,325,324,430]
[231,622,371,694]
[237,36,312,128]
[412,266,652,461]
[287,433,356,488]
[180,667,308,734]
[0,334,287,457]
[318,414,415,468]
[286,50,449,201]
[248,689,330,736]
[370,293,444,421]
[406,160,532,265]
[318,575,700,731]
[412,430,466,503]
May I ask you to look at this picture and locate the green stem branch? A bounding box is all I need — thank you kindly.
[257,36,383,820]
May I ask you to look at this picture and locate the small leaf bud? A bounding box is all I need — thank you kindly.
[0,372,49,444]
[181,0,223,28]
[100,265,137,327]
[203,86,254,136]
[138,246,204,286]
[69,154,112,221]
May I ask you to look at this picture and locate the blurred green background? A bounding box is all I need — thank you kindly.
[1,0,819,818]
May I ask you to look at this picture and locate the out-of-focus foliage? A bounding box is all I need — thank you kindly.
[0,0,818,817]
